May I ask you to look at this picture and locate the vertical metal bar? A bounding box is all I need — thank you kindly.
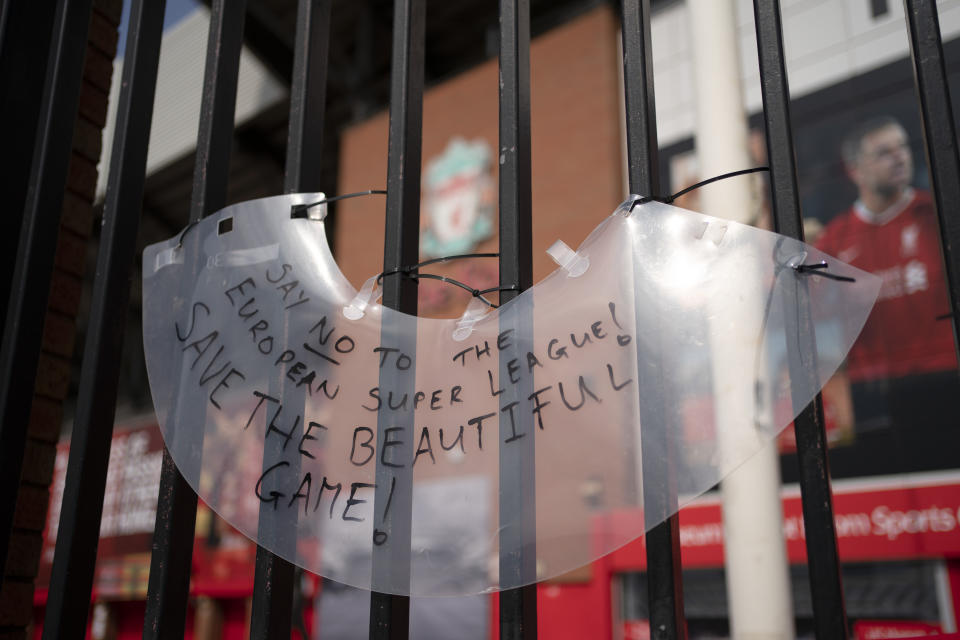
[0,0,93,580]
[378,0,425,310]
[186,0,248,225]
[904,0,960,362]
[620,2,686,638]
[249,463,296,640]
[283,0,331,195]
[0,1,10,51]
[497,0,536,638]
[368,1,424,638]
[39,1,166,636]
[752,1,849,638]
[143,2,247,637]
[248,1,331,637]
[620,0,659,198]
[0,1,57,322]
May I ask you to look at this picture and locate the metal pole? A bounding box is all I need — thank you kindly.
[688,1,795,637]
[248,2,331,637]
[0,1,57,324]
[752,1,849,637]
[498,0,536,638]
[0,0,94,581]
[903,0,960,364]
[144,1,247,637]
[368,1,424,637]
[41,0,166,636]
[620,1,686,637]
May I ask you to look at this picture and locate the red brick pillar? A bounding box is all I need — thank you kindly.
[0,1,121,638]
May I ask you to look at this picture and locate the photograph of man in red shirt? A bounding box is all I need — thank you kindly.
[816,115,957,383]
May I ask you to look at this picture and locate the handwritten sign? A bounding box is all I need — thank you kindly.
[142,194,879,595]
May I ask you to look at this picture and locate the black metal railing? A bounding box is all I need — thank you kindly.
[1,0,957,638]
[248,1,333,637]
[369,1,424,638]
[752,2,849,637]
[905,0,960,363]
[620,2,687,637]
[42,0,167,636]
[0,0,96,588]
[497,1,537,638]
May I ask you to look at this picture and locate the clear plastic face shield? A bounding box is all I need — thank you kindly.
[142,193,879,596]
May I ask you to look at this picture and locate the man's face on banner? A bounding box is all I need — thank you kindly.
[851,123,913,200]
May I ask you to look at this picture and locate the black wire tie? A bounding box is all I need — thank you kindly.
[794,261,856,283]
[629,166,771,211]
[291,189,388,218]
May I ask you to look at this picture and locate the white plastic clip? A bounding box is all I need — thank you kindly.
[206,244,279,268]
[306,201,327,221]
[785,251,808,269]
[704,223,727,246]
[453,297,490,342]
[547,239,589,277]
[343,275,382,320]
[154,245,183,272]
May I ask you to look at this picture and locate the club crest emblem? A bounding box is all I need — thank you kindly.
[421,138,495,258]
[901,223,919,257]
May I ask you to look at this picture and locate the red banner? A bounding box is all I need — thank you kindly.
[36,422,258,602]
[603,472,960,570]
[853,620,943,638]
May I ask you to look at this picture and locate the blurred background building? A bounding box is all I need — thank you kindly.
[20,0,960,638]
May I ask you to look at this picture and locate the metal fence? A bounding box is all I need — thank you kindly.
[0,0,957,638]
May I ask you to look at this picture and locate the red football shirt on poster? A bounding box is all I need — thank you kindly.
[816,188,957,382]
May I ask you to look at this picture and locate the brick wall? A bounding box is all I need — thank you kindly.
[0,1,121,637]
[336,5,625,315]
